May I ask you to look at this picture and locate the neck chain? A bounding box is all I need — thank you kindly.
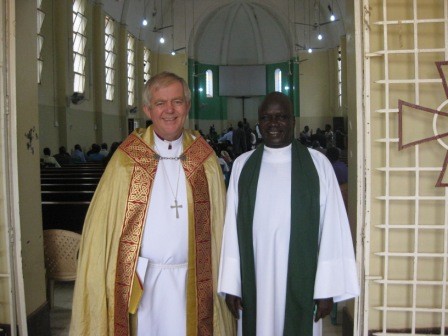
[154,143,183,219]
[154,153,186,161]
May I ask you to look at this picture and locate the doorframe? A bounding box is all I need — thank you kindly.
[1,0,28,334]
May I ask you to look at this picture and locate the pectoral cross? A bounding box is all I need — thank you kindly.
[171,199,183,219]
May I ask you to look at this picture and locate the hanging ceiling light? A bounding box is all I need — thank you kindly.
[170,47,186,56]
[142,0,148,26]
[308,48,313,53]
[329,0,336,21]
[316,2,323,40]
[153,25,172,44]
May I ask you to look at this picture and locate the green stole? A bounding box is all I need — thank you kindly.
[237,140,320,335]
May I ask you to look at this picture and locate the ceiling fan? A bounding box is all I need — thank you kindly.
[288,56,307,77]
[294,1,339,29]
[295,43,324,54]
[294,19,339,28]
[291,48,309,62]
[291,56,308,65]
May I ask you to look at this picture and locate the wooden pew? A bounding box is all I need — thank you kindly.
[41,191,95,202]
[40,165,104,233]
[40,169,103,177]
[42,203,90,233]
[41,177,101,184]
[40,167,104,176]
[59,163,105,169]
[41,183,98,191]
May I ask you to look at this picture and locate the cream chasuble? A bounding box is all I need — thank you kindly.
[218,146,359,336]
[70,127,235,336]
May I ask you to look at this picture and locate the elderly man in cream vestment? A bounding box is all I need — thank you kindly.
[70,72,235,336]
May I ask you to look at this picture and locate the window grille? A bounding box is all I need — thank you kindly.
[127,33,135,107]
[143,47,151,83]
[105,15,116,101]
[337,46,342,109]
[362,0,448,335]
[206,69,213,98]
[73,0,86,93]
[274,68,282,92]
[37,0,45,84]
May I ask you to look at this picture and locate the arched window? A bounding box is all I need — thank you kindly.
[73,0,87,93]
[105,16,116,101]
[337,46,342,109]
[274,68,282,92]
[127,33,135,107]
[205,70,213,98]
[37,0,45,84]
[143,47,151,84]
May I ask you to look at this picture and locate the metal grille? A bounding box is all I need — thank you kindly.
[105,15,116,101]
[127,33,135,107]
[73,0,86,93]
[37,0,45,84]
[143,46,151,84]
[363,0,448,335]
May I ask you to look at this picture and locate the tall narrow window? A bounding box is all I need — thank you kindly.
[127,34,136,107]
[205,70,213,98]
[105,16,116,101]
[73,0,87,93]
[337,46,342,109]
[37,0,45,84]
[143,47,151,84]
[274,68,282,92]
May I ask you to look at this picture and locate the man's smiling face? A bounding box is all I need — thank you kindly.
[258,93,295,148]
[143,81,190,141]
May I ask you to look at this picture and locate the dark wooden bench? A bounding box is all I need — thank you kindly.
[59,163,104,169]
[41,191,95,202]
[41,183,98,191]
[40,168,103,176]
[41,167,104,177]
[41,177,101,184]
[40,165,105,232]
[41,202,90,233]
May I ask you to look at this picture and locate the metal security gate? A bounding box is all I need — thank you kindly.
[361,0,448,335]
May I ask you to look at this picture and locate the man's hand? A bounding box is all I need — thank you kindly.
[225,294,242,319]
[314,298,333,322]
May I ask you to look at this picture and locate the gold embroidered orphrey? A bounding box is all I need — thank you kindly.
[114,133,214,336]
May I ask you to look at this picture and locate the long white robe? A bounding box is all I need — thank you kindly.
[218,145,359,336]
[137,135,189,336]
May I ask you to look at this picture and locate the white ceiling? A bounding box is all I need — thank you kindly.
[99,0,346,65]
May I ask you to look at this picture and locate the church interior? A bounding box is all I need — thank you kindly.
[1,0,448,335]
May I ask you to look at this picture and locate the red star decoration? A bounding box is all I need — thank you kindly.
[398,61,448,187]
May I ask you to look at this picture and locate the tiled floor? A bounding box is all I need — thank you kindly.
[50,282,343,335]
[50,282,73,336]
[323,306,343,336]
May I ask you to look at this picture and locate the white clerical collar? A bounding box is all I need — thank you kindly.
[154,132,183,149]
[154,132,183,155]
[263,143,292,163]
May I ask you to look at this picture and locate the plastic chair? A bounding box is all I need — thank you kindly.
[43,229,81,308]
